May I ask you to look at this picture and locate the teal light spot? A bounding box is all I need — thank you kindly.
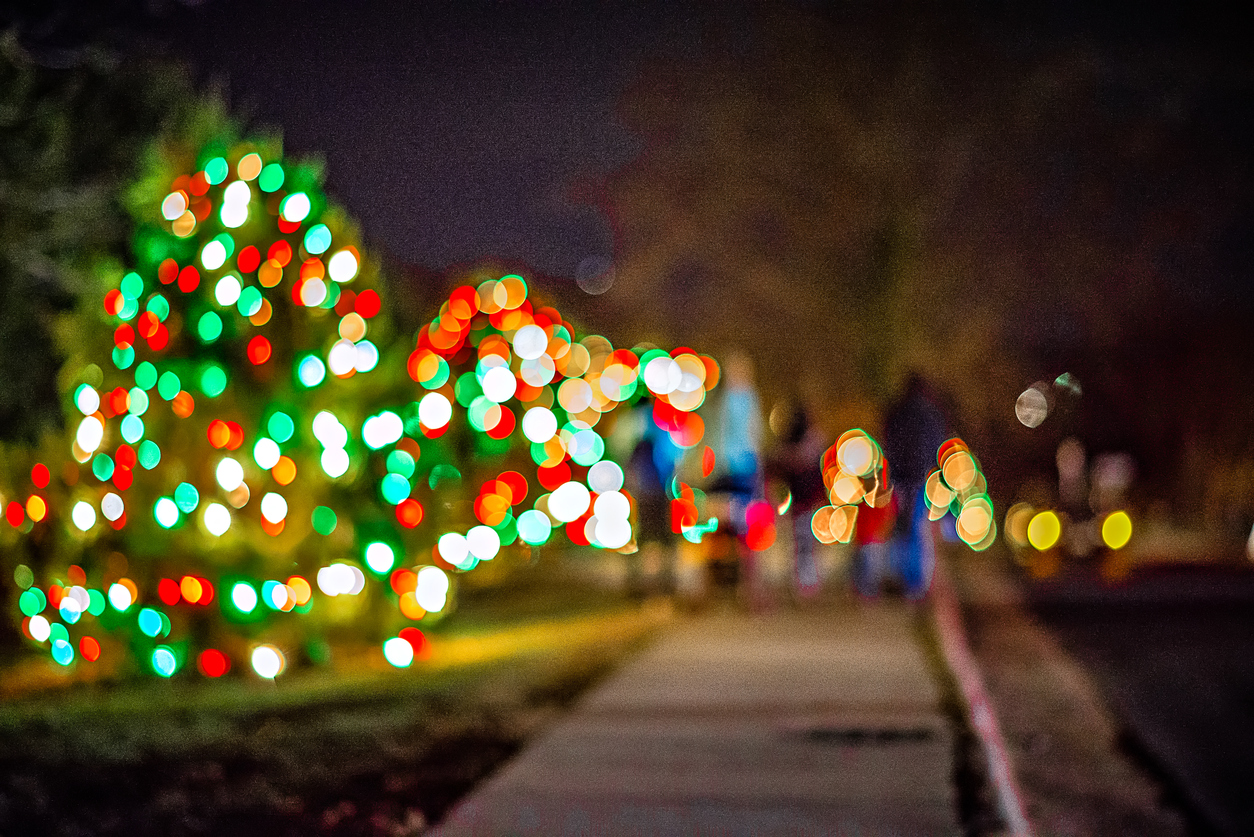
[197,311,223,343]
[297,355,326,387]
[120,414,145,444]
[200,365,227,397]
[138,607,164,638]
[258,163,284,192]
[422,356,450,390]
[517,509,553,545]
[113,345,135,369]
[151,646,178,677]
[59,600,82,624]
[120,272,144,298]
[174,482,200,513]
[51,639,74,666]
[157,371,181,401]
[18,588,45,617]
[311,506,337,535]
[320,281,341,309]
[530,441,549,466]
[212,233,235,259]
[428,463,461,490]
[128,387,149,416]
[92,454,115,482]
[268,412,295,443]
[455,372,481,407]
[204,157,229,184]
[135,362,158,390]
[146,294,170,322]
[386,450,415,478]
[116,297,139,320]
[87,589,106,616]
[380,474,411,505]
[467,396,493,431]
[569,431,605,467]
[237,286,263,318]
[137,440,161,469]
[304,224,332,255]
[49,622,69,644]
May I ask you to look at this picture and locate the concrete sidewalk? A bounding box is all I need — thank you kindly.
[431,601,958,836]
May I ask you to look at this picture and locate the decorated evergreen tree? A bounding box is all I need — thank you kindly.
[3,131,722,681]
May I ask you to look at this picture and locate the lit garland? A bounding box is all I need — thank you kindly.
[810,430,994,549]
[2,142,721,681]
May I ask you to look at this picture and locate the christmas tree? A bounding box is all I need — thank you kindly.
[3,133,722,682]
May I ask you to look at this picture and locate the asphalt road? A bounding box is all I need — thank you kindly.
[1029,563,1254,837]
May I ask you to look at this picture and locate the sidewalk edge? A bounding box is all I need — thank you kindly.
[931,560,1034,837]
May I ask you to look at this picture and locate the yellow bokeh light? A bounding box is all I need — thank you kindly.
[1102,511,1133,550]
[1027,510,1061,551]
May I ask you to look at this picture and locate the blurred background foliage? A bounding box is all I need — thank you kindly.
[594,4,1254,515]
[0,28,198,445]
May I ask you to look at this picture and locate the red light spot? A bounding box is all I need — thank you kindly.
[398,626,428,659]
[197,579,214,606]
[299,258,325,281]
[335,288,357,316]
[157,578,181,606]
[79,636,101,662]
[277,217,301,234]
[390,569,417,595]
[197,649,230,678]
[247,335,272,365]
[158,258,179,285]
[177,265,200,293]
[538,462,571,491]
[566,514,592,546]
[260,516,285,536]
[106,388,127,416]
[6,501,25,527]
[31,463,49,488]
[207,420,230,449]
[137,311,160,340]
[110,510,127,529]
[147,324,169,352]
[671,499,699,533]
[702,446,716,478]
[114,324,135,348]
[188,171,210,196]
[746,521,777,552]
[104,289,123,315]
[670,413,705,448]
[237,245,260,273]
[498,471,528,505]
[113,466,133,491]
[116,444,137,468]
[267,240,293,267]
[355,289,381,318]
[486,406,515,439]
[396,499,424,528]
[226,422,245,451]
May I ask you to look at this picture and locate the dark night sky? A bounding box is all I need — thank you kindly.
[152,0,739,278]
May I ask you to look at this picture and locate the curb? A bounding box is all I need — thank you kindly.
[931,559,1034,837]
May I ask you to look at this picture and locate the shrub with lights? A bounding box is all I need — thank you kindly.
[2,138,722,682]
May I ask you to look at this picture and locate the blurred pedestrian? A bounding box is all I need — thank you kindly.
[626,404,680,596]
[710,350,766,601]
[767,398,829,599]
[879,373,950,599]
